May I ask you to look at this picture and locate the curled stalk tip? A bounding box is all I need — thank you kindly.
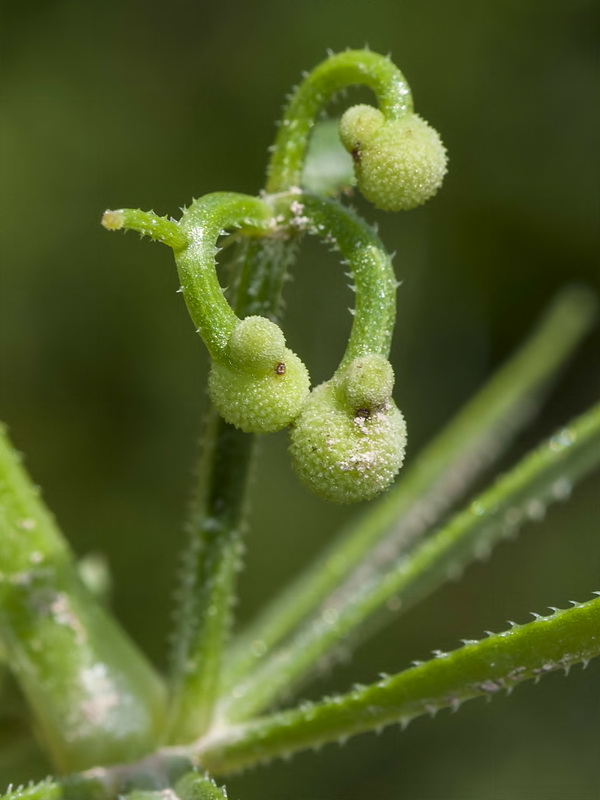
[101,209,124,230]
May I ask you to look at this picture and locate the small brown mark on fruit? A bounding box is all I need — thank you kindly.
[275,362,286,375]
[355,407,370,419]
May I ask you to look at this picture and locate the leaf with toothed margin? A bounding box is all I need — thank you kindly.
[199,594,600,774]
[1,781,62,800]
[2,778,66,800]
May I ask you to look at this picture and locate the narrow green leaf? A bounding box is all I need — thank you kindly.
[2,773,109,800]
[175,771,229,799]
[167,411,256,743]
[202,595,600,774]
[0,427,167,772]
[1,780,62,800]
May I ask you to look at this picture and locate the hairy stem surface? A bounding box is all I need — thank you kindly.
[167,229,300,743]
[167,413,255,743]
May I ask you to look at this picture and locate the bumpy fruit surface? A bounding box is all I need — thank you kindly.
[339,105,447,211]
[209,316,310,433]
[289,357,406,503]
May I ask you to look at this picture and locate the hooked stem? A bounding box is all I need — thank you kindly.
[277,191,397,366]
[174,192,273,359]
[267,49,413,193]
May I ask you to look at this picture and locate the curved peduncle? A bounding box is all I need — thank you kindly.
[266,49,413,193]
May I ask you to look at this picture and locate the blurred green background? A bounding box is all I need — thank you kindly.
[1,0,599,797]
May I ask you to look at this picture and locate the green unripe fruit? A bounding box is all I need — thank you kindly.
[209,316,310,433]
[339,104,385,153]
[227,315,287,371]
[289,365,407,503]
[339,106,447,211]
[343,353,395,412]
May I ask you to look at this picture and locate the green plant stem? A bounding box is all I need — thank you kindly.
[201,595,600,774]
[0,427,167,773]
[221,400,600,721]
[231,236,299,321]
[175,193,273,358]
[222,286,597,689]
[285,192,397,364]
[267,50,413,192]
[104,199,294,745]
[167,231,300,743]
[103,195,274,360]
[101,209,189,250]
[102,201,269,746]
[167,413,256,744]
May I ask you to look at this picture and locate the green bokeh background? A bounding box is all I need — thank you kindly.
[1,0,599,797]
